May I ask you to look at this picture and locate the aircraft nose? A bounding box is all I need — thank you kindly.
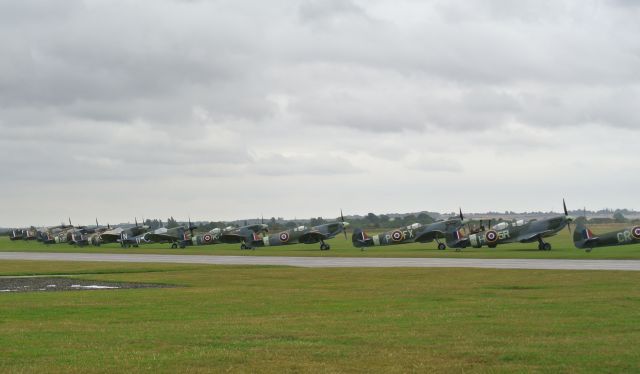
[566,215,575,222]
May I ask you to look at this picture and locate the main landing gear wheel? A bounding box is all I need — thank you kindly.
[538,242,551,251]
[437,243,446,251]
[320,243,330,251]
[171,243,177,249]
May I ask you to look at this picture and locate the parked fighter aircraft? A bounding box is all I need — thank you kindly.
[467,200,574,250]
[218,221,270,249]
[351,210,468,251]
[68,220,112,247]
[98,219,149,247]
[9,228,37,241]
[39,220,78,244]
[573,220,640,252]
[142,219,196,248]
[243,212,349,250]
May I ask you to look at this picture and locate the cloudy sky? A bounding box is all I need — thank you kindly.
[2,0,639,226]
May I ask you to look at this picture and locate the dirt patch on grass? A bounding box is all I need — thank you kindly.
[0,277,172,293]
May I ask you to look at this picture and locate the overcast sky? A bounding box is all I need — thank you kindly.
[2,0,639,227]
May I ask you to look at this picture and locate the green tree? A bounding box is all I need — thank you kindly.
[613,211,627,223]
[166,216,179,229]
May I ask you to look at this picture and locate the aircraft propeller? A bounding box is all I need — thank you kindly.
[188,217,196,237]
[563,198,572,234]
[340,209,347,240]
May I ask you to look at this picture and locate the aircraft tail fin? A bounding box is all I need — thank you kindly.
[351,228,374,248]
[9,229,20,240]
[445,225,470,248]
[573,221,598,249]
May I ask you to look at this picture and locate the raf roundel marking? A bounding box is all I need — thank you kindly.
[632,226,640,240]
[485,230,498,243]
[203,233,213,243]
[391,230,404,242]
[279,232,290,243]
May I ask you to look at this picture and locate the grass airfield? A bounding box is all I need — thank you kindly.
[2,224,640,259]
[2,260,640,373]
[3,224,640,372]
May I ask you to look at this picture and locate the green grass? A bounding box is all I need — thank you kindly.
[3,223,640,259]
[1,261,640,372]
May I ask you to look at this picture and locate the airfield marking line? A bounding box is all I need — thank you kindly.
[2,252,640,271]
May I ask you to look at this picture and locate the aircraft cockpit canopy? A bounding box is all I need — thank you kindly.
[492,222,508,231]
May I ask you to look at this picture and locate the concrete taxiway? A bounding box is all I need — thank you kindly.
[1,252,640,271]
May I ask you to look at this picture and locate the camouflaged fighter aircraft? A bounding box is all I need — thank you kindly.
[467,200,574,250]
[39,220,80,244]
[9,227,37,241]
[142,219,197,248]
[68,220,112,247]
[98,218,150,247]
[573,220,640,252]
[190,221,269,247]
[351,210,468,251]
[242,212,349,250]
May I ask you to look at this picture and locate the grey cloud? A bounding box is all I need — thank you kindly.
[2,0,640,226]
[246,153,361,176]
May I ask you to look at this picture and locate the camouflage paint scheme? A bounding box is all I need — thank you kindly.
[467,216,572,250]
[351,217,467,251]
[9,227,38,241]
[142,225,193,249]
[190,223,269,247]
[98,224,150,247]
[245,221,349,250]
[467,200,573,251]
[573,221,640,252]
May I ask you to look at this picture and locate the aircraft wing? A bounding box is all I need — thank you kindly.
[298,231,326,244]
[219,234,246,244]
[518,230,556,243]
[414,230,444,243]
[99,231,122,243]
[144,233,179,243]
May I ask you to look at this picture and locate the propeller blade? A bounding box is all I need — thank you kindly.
[563,198,568,216]
[135,217,138,227]
[340,209,345,222]
[567,221,572,235]
[459,208,464,221]
[69,217,72,226]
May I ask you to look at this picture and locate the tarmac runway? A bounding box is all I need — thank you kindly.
[2,252,640,271]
